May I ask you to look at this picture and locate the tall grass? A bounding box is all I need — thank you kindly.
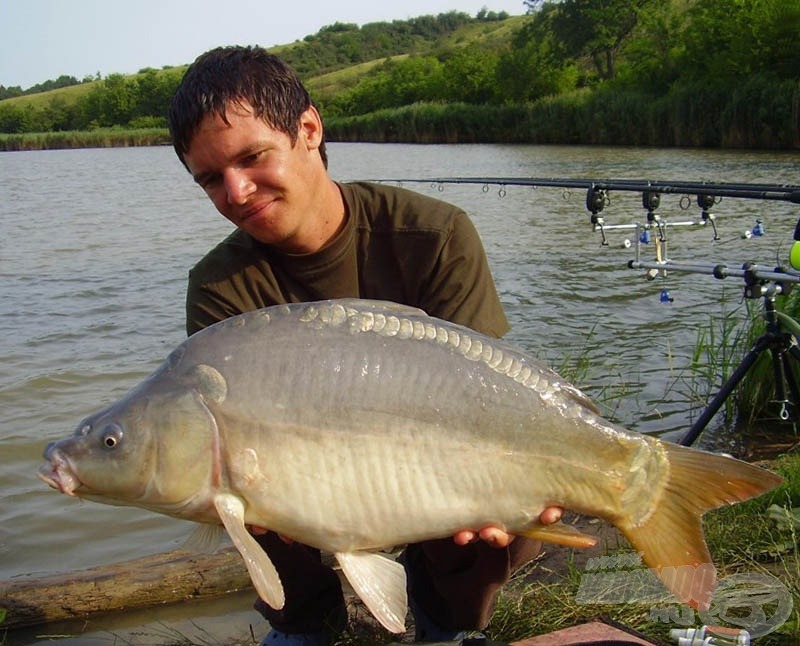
[325,77,799,149]
[0,127,170,151]
[686,299,756,428]
[685,287,800,438]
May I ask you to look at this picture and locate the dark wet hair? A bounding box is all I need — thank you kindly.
[168,45,327,168]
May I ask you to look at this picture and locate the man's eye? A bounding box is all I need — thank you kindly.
[198,175,221,190]
[243,150,269,166]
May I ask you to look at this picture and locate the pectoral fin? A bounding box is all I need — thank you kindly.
[182,522,225,553]
[336,551,407,633]
[214,493,284,609]
[516,521,598,548]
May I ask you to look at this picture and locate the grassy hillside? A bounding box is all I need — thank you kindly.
[1,78,102,109]
[0,12,522,112]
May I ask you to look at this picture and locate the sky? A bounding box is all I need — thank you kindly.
[0,0,528,90]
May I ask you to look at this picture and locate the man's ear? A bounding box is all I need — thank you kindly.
[298,105,324,152]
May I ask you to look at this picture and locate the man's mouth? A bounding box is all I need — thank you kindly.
[238,198,274,224]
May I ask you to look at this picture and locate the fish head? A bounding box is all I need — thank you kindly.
[39,356,225,519]
[40,398,155,502]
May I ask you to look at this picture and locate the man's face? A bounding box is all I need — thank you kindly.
[183,101,324,251]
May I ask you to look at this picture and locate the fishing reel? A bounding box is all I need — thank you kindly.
[587,186,609,245]
[697,193,720,240]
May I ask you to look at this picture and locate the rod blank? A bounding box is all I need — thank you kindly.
[372,177,800,204]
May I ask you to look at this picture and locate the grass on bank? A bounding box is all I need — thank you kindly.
[0,81,99,110]
[683,285,800,444]
[0,127,170,151]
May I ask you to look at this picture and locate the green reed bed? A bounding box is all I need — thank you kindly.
[0,127,170,151]
[325,76,798,149]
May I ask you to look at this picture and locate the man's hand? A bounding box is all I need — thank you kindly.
[452,506,564,548]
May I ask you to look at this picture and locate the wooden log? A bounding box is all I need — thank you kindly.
[0,547,252,629]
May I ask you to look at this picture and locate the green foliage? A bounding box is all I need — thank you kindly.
[0,74,81,100]
[549,0,656,80]
[612,2,688,91]
[497,9,580,102]
[441,48,501,104]
[1,2,797,148]
[281,11,476,77]
[0,85,23,101]
[328,57,446,116]
[0,67,182,134]
[678,0,800,82]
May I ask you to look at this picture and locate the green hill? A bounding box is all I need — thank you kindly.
[2,78,100,109]
[1,2,797,150]
[1,11,517,112]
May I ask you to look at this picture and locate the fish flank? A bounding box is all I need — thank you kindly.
[41,298,784,634]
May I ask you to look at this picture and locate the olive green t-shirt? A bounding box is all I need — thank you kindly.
[186,181,509,338]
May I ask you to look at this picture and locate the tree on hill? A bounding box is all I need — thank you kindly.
[525,0,654,81]
[0,85,24,101]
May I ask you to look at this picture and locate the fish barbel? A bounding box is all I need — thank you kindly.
[39,299,781,632]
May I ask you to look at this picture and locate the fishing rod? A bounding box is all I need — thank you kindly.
[373,176,798,244]
[627,259,800,294]
[372,176,800,204]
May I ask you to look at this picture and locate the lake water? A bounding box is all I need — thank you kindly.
[1,143,798,643]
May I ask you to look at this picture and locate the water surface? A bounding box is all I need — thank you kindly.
[1,143,797,642]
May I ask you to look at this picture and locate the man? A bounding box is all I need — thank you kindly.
[168,45,560,645]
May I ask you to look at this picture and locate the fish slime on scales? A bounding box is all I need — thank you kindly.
[39,298,781,634]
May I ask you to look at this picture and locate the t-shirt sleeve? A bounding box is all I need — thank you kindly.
[419,211,509,339]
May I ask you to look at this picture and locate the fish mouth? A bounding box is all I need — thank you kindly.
[38,447,82,496]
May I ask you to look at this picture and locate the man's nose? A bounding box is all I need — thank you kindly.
[224,169,255,205]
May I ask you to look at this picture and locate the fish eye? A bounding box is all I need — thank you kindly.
[100,423,123,450]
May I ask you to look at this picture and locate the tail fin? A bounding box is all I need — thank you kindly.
[619,445,781,610]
